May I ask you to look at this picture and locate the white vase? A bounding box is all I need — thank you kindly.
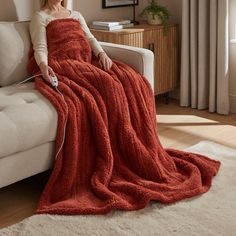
[147,13,162,25]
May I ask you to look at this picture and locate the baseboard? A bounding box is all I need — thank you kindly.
[169,91,236,114]
[230,94,236,113]
[170,88,180,99]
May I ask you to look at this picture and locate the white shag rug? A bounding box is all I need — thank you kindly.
[0,141,236,236]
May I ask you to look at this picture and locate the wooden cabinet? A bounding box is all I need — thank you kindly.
[90,24,179,96]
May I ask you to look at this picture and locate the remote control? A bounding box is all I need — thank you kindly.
[50,75,58,87]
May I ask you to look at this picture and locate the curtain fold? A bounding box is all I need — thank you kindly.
[180,0,230,115]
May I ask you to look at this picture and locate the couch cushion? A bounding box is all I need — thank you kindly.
[0,82,58,158]
[0,21,31,86]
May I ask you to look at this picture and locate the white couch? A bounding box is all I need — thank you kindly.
[0,20,154,188]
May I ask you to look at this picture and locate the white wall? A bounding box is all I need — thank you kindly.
[74,0,182,25]
[0,0,182,24]
[75,1,135,23]
[229,0,236,113]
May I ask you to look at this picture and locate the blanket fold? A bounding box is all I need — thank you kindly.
[28,19,220,215]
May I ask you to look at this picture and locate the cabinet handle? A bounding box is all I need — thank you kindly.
[148,43,155,54]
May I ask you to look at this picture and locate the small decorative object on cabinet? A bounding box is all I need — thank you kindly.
[140,0,170,29]
[91,23,179,97]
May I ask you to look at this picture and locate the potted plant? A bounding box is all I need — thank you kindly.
[140,0,170,29]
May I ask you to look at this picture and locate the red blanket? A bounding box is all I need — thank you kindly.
[28,19,220,215]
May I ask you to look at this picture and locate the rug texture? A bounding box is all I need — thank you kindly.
[27,18,220,215]
[0,141,235,236]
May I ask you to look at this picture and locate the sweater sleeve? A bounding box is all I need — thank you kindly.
[75,12,105,57]
[29,13,48,66]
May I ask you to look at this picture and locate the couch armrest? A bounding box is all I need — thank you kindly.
[99,42,154,91]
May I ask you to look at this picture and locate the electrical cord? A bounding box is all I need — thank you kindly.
[55,86,68,160]
[15,73,43,85]
[16,74,68,160]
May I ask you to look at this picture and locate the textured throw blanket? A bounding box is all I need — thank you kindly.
[28,19,220,215]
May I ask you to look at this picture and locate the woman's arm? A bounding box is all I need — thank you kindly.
[29,13,55,81]
[76,12,105,57]
[76,12,113,70]
[29,13,48,66]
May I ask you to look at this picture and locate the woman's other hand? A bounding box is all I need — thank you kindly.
[98,52,113,71]
[39,62,55,82]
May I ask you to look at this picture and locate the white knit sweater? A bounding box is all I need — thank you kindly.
[29,10,104,66]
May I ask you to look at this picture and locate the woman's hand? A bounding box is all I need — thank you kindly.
[39,62,55,83]
[98,52,113,71]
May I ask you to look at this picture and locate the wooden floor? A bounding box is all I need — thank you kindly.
[1,99,236,229]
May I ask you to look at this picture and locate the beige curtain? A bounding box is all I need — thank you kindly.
[180,0,230,115]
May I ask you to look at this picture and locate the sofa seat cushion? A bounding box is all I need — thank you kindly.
[0,82,58,158]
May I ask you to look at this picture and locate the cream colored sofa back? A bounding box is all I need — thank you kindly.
[0,0,71,21]
[0,0,40,21]
[0,0,41,87]
[0,21,31,86]
[0,0,72,87]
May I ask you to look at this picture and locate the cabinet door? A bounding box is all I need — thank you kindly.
[118,32,144,47]
[91,31,119,44]
[144,27,179,95]
[91,30,144,48]
[164,27,179,95]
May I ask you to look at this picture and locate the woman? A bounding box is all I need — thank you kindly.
[30,0,112,82]
[28,0,220,215]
